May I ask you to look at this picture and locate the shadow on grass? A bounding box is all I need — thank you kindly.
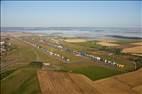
[29,61,43,69]
[0,69,16,80]
[0,61,43,80]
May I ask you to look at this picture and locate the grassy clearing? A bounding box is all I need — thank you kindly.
[0,69,16,80]
[2,38,61,71]
[72,66,122,80]
[1,62,42,94]
[61,64,121,80]
[1,38,54,94]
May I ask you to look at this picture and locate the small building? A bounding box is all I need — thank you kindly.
[57,45,63,49]
[108,61,111,64]
[66,59,70,62]
[80,51,86,56]
[49,52,53,55]
[112,62,116,65]
[43,63,50,66]
[1,48,6,52]
[40,40,44,43]
[56,54,60,57]
[75,54,81,56]
[96,57,101,61]
[0,41,5,45]
[104,59,107,63]
[37,46,40,48]
[61,56,64,59]
[117,64,125,68]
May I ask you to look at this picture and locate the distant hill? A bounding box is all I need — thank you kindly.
[107,35,142,39]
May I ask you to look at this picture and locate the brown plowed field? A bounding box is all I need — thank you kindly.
[37,70,100,94]
[93,68,142,94]
[122,46,142,55]
[37,69,142,94]
[64,39,87,43]
[97,41,119,47]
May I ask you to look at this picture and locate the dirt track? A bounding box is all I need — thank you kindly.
[37,69,142,94]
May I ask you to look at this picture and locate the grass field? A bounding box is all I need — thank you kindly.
[60,63,122,80]
[0,38,57,94]
[1,63,42,94]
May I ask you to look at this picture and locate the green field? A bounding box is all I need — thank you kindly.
[1,63,42,94]
[60,63,122,80]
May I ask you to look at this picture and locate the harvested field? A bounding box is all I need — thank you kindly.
[132,54,142,57]
[122,46,142,55]
[94,78,135,94]
[131,42,142,46]
[114,68,142,87]
[64,39,87,43]
[97,42,119,47]
[93,68,142,94]
[132,85,142,94]
[97,39,118,43]
[37,70,100,94]
[96,40,119,47]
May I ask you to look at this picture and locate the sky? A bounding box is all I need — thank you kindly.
[1,1,142,27]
